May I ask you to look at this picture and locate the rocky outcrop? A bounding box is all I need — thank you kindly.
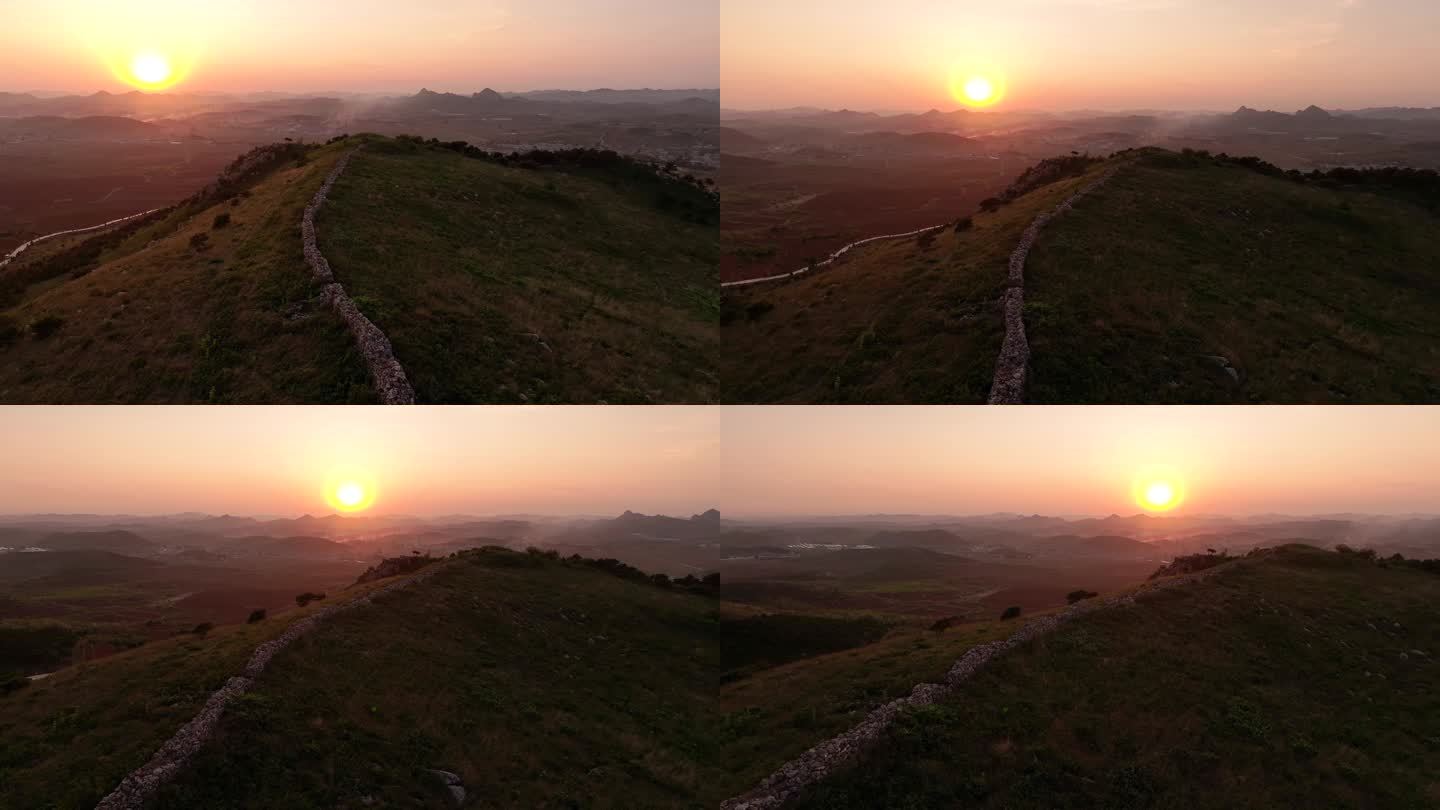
[355,554,436,585]
[987,169,1117,405]
[719,557,1239,810]
[302,147,416,405]
[94,559,452,810]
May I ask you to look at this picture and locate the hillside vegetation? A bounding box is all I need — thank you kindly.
[722,148,1440,404]
[0,135,717,403]
[151,548,720,809]
[790,546,1440,809]
[1024,149,1440,403]
[721,167,1109,403]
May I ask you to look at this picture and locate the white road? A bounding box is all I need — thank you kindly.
[0,207,162,271]
[720,222,947,289]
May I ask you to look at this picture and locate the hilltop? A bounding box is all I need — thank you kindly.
[721,546,1440,808]
[0,134,717,403]
[0,548,721,810]
[722,148,1440,403]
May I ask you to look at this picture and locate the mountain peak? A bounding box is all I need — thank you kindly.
[474,87,504,103]
[1296,104,1331,118]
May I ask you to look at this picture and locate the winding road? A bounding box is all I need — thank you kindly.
[0,208,161,271]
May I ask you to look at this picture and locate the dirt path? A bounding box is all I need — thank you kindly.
[721,223,948,289]
[302,147,416,405]
[0,208,160,271]
[719,556,1235,810]
[987,169,1117,405]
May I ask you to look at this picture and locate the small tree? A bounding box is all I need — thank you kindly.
[702,572,720,587]
[190,233,210,252]
[29,315,64,340]
[192,622,215,636]
[246,609,267,624]
[953,216,974,233]
[1000,606,1022,620]
[212,213,231,229]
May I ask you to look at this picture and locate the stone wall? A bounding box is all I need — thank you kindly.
[93,561,451,810]
[719,558,1239,810]
[987,169,1117,405]
[301,147,416,405]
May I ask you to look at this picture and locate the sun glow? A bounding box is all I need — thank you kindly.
[110,47,192,91]
[323,469,378,513]
[949,67,1006,108]
[1132,467,1186,513]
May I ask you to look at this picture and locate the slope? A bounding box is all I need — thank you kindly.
[719,162,1112,403]
[1023,149,1440,402]
[150,548,720,809]
[787,546,1440,809]
[0,140,375,403]
[318,137,719,403]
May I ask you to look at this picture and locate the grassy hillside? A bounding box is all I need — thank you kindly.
[153,549,719,809]
[317,137,718,403]
[719,611,1014,796]
[1,551,720,809]
[720,166,1110,403]
[722,148,1440,404]
[0,135,717,403]
[789,546,1440,809]
[0,141,374,403]
[1024,149,1440,403]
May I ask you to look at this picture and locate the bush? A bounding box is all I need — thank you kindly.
[212,213,231,229]
[1001,606,1022,620]
[979,197,1004,213]
[650,573,672,588]
[702,572,721,587]
[1066,590,1100,604]
[191,622,214,636]
[929,616,961,632]
[1,673,30,695]
[294,592,326,607]
[28,315,64,339]
[953,216,974,232]
[189,232,210,252]
[246,609,266,624]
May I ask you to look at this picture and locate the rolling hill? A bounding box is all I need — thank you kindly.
[0,134,717,403]
[0,548,720,810]
[724,546,1440,809]
[722,148,1440,403]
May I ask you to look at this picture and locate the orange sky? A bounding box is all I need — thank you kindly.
[723,0,1440,111]
[0,407,719,517]
[719,407,1440,517]
[0,0,717,93]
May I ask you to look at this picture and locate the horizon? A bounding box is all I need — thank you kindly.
[5,85,721,98]
[0,0,717,94]
[723,0,1440,112]
[0,406,719,517]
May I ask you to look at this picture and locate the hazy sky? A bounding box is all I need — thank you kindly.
[0,407,719,517]
[720,407,1440,517]
[0,0,717,93]
[723,0,1440,111]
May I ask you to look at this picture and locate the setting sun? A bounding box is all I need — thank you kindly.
[114,48,188,91]
[1133,468,1186,513]
[949,69,1006,108]
[323,469,378,513]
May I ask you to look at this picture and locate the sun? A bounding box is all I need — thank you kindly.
[949,68,1007,108]
[1132,467,1186,513]
[127,50,176,89]
[963,76,994,103]
[323,469,378,513]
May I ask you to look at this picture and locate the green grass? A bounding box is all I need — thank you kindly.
[793,546,1440,809]
[719,617,1014,795]
[154,550,722,809]
[320,139,719,403]
[1025,150,1440,403]
[720,169,1107,403]
[0,142,374,403]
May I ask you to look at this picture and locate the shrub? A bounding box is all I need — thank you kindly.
[212,213,231,229]
[1066,590,1100,604]
[930,616,961,632]
[650,573,672,588]
[191,622,214,636]
[189,232,210,252]
[953,216,974,232]
[1001,606,1022,620]
[246,609,266,624]
[979,197,1004,213]
[29,315,64,339]
[1,673,30,695]
[702,572,720,587]
[916,229,937,250]
[294,592,326,607]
